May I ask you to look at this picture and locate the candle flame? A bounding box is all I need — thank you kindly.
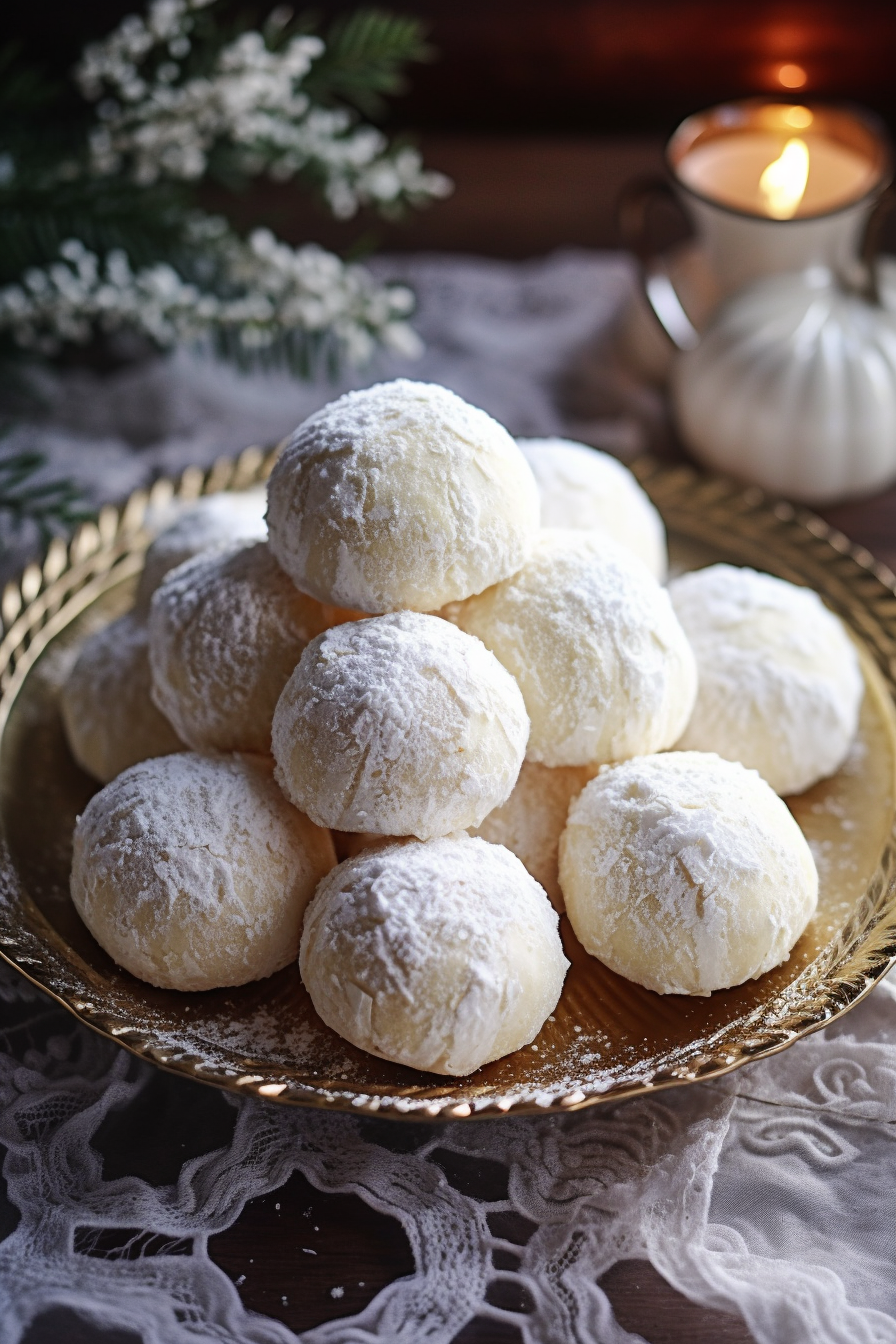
[759,138,810,219]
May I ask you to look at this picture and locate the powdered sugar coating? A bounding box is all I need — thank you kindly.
[266,379,540,613]
[61,613,184,783]
[300,835,569,1075]
[519,437,667,579]
[560,751,818,996]
[470,760,596,912]
[669,565,864,795]
[71,752,336,991]
[135,490,267,614]
[272,611,529,839]
[445,529,697,767]
[149,541,346,754]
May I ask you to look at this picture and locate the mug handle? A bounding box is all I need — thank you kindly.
[617,177,700,352]
[860,184,896,304]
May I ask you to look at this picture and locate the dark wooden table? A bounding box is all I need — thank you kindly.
[14,1061,763,1344]
[820,486,896,577]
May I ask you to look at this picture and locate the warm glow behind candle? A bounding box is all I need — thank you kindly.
[678,130,877,218]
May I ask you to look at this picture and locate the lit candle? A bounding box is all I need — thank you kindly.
[672,102,885,221]
[619,97,893,380]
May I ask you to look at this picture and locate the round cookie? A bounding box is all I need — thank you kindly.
[71,752,336,991]
[272,611,529,839]
[266,379,540,613]
[135,489,267,614]
[470,760,596,912]
[669,564,864,795]
[518,437,667,580]
[444,529,697,767]
[559,751,818,996]
[61,613,184,783]
[300,835,569,1075]
[149,541,345,754]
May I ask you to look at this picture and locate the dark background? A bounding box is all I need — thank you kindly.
[6,1,896,257]
[8,0,896,133]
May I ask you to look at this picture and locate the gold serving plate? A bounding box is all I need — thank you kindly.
[1,449,895,1120]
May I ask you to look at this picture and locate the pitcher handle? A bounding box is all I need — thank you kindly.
[860,184,896,304]
[617,176,700,352]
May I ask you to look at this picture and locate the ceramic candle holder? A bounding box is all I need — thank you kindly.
[669,99,891,301]
[620,98,893,353]
[618,99,896,504]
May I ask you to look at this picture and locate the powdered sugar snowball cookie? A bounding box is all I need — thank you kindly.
[669,564,864,795]
[300,835,569,1075]
[61,613,184,783]
[266,379,540,613]
[444,529,697,767]
[134,489,267,614]
[71,752,336,991]
[272,611,529,839]
[559,751,818,996]
[469,760,596,912]
[149,541,347,754]
[518,437,667,580]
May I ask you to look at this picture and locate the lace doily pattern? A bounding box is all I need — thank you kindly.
[1,961,895,1343]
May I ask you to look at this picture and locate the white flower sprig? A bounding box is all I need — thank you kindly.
[0,1,448,372]
[0,233,422,367]
[76,0,451,218]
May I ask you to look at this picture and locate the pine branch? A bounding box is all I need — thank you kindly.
[303,9,434,119]
[0,41,191,282]
[0,176,193,284]
[0,42,91,173]
[0,42,64,118]
[0,431,92,552]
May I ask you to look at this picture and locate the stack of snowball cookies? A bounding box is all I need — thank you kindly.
[64,379,863,1078]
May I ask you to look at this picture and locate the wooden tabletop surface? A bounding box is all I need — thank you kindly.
[820,485,896,577]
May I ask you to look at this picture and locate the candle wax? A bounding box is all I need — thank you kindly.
[678,131,877,217]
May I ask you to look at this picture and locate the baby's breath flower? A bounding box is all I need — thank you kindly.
[74,0,451,220]
[16,1,449,372]
[0,234,422,369]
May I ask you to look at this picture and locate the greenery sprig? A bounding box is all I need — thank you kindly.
[0,428,91,555]
[0,2,450,381]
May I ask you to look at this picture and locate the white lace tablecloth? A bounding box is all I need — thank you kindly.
[1,251,895,1344]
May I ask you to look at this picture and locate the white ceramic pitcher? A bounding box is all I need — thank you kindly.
[671,261,896,504]
[621,99,896,503]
